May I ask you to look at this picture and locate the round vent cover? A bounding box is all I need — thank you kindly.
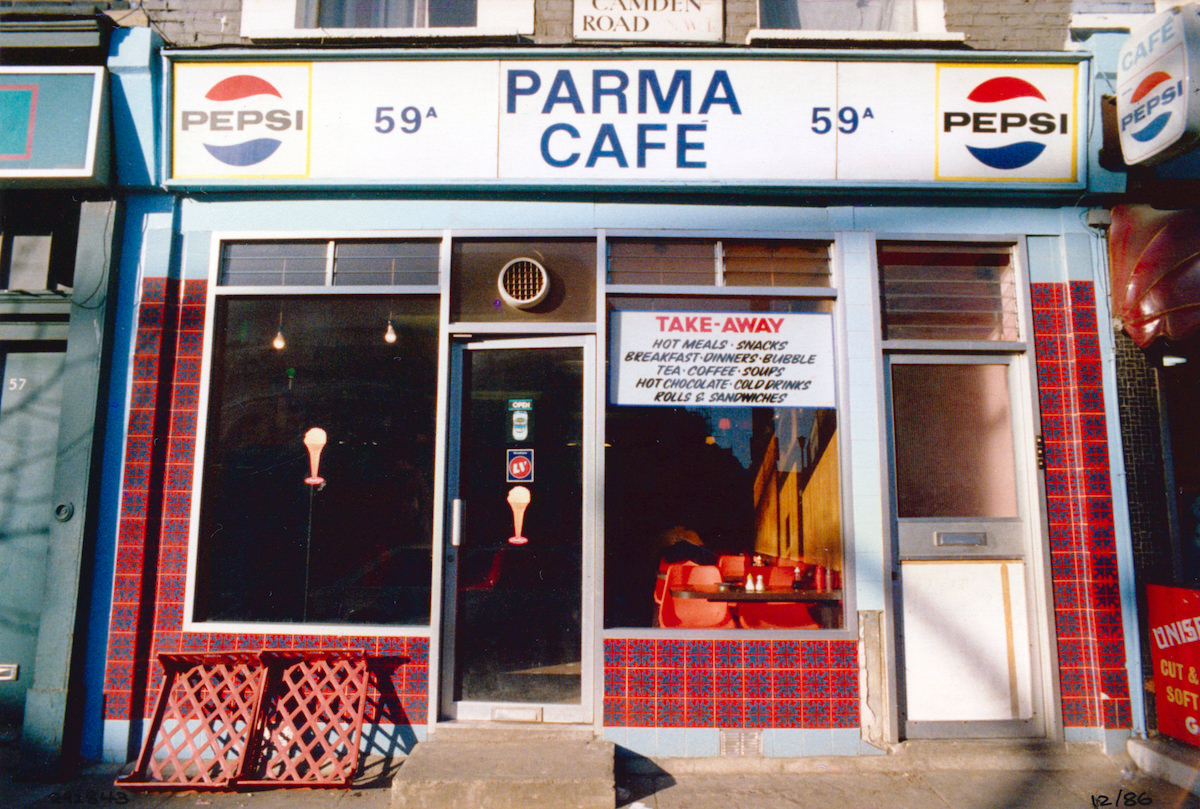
[497,257,550,310]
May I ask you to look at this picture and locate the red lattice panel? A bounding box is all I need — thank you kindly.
[237,650,369,788]
[118,653,265,790]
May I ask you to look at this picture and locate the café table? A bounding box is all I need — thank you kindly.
[670,583,842,626]
[671,583,841,602]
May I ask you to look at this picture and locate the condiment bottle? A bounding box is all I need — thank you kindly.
[755,573,764,592]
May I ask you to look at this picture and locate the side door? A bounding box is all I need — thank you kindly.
[887,355,1045,738]
[0,352,65,720]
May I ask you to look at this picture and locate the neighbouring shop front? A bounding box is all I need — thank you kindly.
[0,12,122,765]
[96,46,1142,761]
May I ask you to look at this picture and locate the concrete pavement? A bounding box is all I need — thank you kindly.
[6,738,1200,809]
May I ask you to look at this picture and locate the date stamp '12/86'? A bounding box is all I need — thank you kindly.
[1091,790,1153,807]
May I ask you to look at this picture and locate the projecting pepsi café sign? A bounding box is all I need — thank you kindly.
[1117,6,1200,165]
[170,57,1085,188]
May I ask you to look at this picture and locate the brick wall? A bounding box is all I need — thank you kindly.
[116,0,1111,51]
[138,0,243,46]
[944,0,1074,50]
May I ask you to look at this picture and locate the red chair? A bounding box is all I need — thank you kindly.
[736,566,820,630]
[654,559,695,606]
[717,554,746,581]
[659,564,736,628]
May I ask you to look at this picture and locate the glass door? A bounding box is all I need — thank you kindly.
[440,336,593,723]
[887,355,1045,738]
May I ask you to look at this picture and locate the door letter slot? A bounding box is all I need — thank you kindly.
[935,531,988,547]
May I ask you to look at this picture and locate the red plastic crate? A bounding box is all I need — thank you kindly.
[117,652,266,790]
[237,650,369,788]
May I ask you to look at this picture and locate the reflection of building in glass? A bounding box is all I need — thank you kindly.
[604,400,841,629]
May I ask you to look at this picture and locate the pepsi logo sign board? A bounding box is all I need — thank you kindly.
[173,63,312,178]
[1116,6,1200,165]
[936,65,1079,182]
[170,58,1086,188]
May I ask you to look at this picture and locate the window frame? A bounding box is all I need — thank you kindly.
[599,231,854,638]
[183,231,447,637]
[240,0,534,39]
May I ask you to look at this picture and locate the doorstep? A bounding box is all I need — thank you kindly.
[1127,736,1200,796]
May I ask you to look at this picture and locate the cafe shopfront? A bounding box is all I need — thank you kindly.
[97,46,1141,760]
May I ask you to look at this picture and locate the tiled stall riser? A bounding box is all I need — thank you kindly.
[102,278,428,734]
[603,639,858,730]
[1032,281,1131,731]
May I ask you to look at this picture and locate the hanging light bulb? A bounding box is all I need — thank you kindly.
[384,318,397,344]
[272,305,285,350]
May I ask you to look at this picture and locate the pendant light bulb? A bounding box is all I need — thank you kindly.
[273,329,286,350]
[384,320,397,344]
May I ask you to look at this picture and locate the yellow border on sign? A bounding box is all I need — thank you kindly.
[171,61,313,181]
[934,62,1080,184]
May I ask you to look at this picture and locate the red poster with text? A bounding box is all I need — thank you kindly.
[1147,584,1200,748]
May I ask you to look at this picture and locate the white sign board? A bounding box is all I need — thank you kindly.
[171,58,1085,187]
[611,312,836,408]
[1117,6,1200,165]
[573,0,722,42]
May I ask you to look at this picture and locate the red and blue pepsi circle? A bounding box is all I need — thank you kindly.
[174,63,310,176]
[937,65,1077,181]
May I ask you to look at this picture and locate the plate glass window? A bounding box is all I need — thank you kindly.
[604,239,841,631]
[192,294,439,625]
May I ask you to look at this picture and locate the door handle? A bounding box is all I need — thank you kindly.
[450,498,463,547]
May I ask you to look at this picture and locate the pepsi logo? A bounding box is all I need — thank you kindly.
[179,73,305,168]
[1121,70,1184,144]
[942,76,1068,171]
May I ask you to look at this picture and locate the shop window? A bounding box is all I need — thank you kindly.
[192,294,439,626]
[604,297,843,631]
[241,0,533,38]
[219,239,440,287]
[878,242,1019,342]
[607,239,831,288]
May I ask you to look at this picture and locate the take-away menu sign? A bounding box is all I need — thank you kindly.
[611,311,835,408]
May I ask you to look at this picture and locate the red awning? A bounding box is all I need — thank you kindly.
[1110,204,1200,348]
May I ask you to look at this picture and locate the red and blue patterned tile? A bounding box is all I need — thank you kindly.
[715,698,743,728]
[684,698,714,727]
